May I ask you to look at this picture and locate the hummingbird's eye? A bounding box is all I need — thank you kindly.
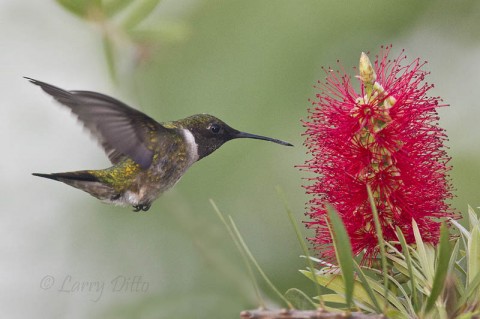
[209,123,221,134]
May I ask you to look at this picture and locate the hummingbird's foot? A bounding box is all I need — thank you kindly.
[132,204,151,212]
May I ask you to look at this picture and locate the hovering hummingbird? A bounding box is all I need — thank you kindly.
[27,78,293,211]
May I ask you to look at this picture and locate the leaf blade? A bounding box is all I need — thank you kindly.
[326,205,355,310]
[424,223,452,313]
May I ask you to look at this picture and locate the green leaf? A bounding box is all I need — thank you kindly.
[396,227,419,311]
[468,205,480,230]
[412,220,435,283]
[229,216,293,308]
[284,288,317,310]
[364,267,413,315]
[320,293,377,313]
[447,240,461,305]
[467,225,480,285]
[320,293,348,304]
[352,260,382,313]
[301,268,411,314]
[210,200,265,308]
[122,0,161,30]
[451,218,471,243]
[457,270,480,311]
[103,0,135,17]
[326,205,355,310]
[301,270,378,312]
[457,313,480,319]
[128,21,190,43]
[56,0,88,17]
[385,253,426,289]
[56,0,101,17]
[102,34,117,83]
[366,185,389,311]
[277,186,323,305]
[424,223,452,313]
[384,308,410,319]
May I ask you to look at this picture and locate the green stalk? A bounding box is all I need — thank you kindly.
[210,199,265,308]
[229,216,294,309]
[367,184,389,314]
[276,186,324,307]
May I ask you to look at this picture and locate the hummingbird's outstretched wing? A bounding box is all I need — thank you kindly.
[26,77,166,169]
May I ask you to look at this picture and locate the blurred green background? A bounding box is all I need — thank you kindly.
[1,0,480,318]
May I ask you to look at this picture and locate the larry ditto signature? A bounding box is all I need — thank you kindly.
[40,274,149,302]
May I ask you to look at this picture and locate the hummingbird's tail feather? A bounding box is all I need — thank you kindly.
[32,172,98,182]
[32,171,120,202]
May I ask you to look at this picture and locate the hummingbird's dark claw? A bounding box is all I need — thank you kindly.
[132,204,151,212]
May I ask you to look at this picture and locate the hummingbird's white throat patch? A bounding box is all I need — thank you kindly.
[181,129,199,163]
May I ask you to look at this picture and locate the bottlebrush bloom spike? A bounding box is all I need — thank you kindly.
[302,46,455,261]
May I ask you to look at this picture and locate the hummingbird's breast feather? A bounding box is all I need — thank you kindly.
[124,128,199,205]
[149,128,199,186]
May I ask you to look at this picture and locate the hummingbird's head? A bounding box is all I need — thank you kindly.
[177,114,293,159]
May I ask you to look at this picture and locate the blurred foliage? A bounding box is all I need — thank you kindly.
[56,0,190,81]
[301,207,480,319]
[50,1,480,318]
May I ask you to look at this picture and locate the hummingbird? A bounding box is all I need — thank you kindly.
[27,78,293,212]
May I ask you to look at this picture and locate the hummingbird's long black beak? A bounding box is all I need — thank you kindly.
[234,131,293,147]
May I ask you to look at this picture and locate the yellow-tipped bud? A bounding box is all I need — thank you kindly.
[359,52,376,85]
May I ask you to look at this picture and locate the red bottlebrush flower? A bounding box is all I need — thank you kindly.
[302,46,454,261]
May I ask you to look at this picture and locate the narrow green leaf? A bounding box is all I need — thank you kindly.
[384,308,410,319]
[468,226,480,285]
[448,240,460,277]
[210,199,265,308]
[303,255,326,264]
[128,21,190,44]
[320,294,377,313]
[122,0,161,30]
[385,254,427,292]
[366,184,389,312]
[229,216,293,308]
[284,288,317,310]
[387,255,426,287]
[450,218,471,243]
[320,293,348,304]
[457,272,480,313]
[303,268,411,314]
[396,227,419,311]
[56,0,90,17]
[312,303,345,314]
[276,186,323,305]
[454,259,467,283]
[468,205,480,230]
[352,260,382,313]
[365,267,414,315]
[412,219,435,283]
[424,223,452,313]
[103,0,134,17]
[57,0,103,17]
[102,34,117,83]
[436,303,449,319]
[457,313,479,319]
[326,205,355,310]
[301,270,382,312]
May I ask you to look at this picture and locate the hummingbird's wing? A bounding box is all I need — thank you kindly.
[26,78,166,169]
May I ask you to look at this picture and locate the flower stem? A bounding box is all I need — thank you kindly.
[367,184,389,314]
[210,199,265,308]
[276,186,324,307]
